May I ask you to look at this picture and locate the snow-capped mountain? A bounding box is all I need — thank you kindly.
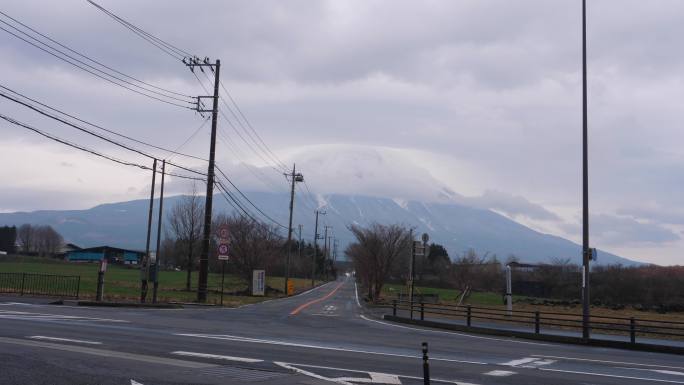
[0,191,638,265]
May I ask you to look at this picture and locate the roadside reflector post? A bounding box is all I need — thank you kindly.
[467,305,472,327]
[630,317,636,344]
[393,299,397,316]
[422,342,430,385]
[420,302,425,321]
[535,311,540,334]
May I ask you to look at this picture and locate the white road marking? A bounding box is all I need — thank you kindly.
[359,315,550,346]
[130,380,143,385]
[171,351,263,363]
[336,372,402,384]
[540,368,684,384]
[501,357,539,367]
[176,333,486,365]
[617,367,684,377]
[28,336,102,345]
[275,362,480,385]
[0,310,128,323]
[484,370,516,377]
[0,337,215,368]
[275,361,353,385]
[501,357,555,368]
[532,354,684,371]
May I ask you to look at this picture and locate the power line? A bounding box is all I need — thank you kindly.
[87,0,193,59]
[0,10,193,99]
[0,84,208,162]
[0,89,205,177]
[0,24,194,110]
[0,113,203,181]
[214,181,284,238]
[88,2,288,178]
[215,165,288,229]
[218,80,288,171]
[196,70,284,173]
[165,116,210,162]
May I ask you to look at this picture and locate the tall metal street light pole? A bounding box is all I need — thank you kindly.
[581,0,591,340]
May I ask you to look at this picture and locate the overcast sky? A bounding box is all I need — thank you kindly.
[1,0,682,265]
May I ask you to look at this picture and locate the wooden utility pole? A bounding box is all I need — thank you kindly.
[311,210,324,287]
[284,164,303,295]
[152,159,165,303]
[184,57,220,303]
[141,158,157,303]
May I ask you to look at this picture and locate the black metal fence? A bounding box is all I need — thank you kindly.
[0,272,80,298]
[388,299,684,344]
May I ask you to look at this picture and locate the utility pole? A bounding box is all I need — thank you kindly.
[141,158,157,303]
[333,238,338,278]
[152,159,165,304]
[298,224,303,262]
[284,164,303,296]
[324,226,332,280]
[184,57,220,303]
[311,210,325,287]
[581,0,591,340]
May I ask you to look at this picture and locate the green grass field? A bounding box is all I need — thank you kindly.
[0,256,321,305]
[382,283,522,306]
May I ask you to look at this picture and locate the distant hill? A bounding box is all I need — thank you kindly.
[0,192,639,265]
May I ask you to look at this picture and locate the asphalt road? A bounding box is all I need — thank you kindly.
[1,275,683,385]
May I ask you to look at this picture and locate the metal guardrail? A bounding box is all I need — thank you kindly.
[0,272,80,298]
[387,299,684,344]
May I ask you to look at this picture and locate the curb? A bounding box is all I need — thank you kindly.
[383,315,684,355]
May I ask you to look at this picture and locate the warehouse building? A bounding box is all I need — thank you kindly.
[66,246,144,264]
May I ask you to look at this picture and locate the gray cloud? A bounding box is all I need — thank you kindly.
[590,214,679,246]
[0,0,682,263]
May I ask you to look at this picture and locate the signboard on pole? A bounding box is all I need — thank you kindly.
[252,270,265,296]
[218,225,230,260]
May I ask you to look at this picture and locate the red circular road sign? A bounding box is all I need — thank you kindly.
[219,226,229,239]
[218,243,229,255]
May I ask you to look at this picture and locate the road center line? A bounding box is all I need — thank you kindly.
[0,337,215,369]
[290,280,346,315]
[28,336,102,345]
[175,333,486,365]
[171,351,263,363]
[539,368,684,384]
[531,354,684,371]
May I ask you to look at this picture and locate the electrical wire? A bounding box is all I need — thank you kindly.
[0,84,207,162]
[0,25,194,110]
[0,10,192,99]
[215,165,288,229]
[214,181,284,238]
[0,113,203,181]
[219,80,288,170]
[0,89,205,177]
[87,0,192,59]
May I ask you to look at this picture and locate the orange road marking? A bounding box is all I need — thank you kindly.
[289,280,346,315]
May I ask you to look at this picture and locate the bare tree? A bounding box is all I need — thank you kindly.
[32,225,63,257]
[167,187,204,291]
[213,213,282,292]
[17,224,34,254]
[346,223,412,301]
